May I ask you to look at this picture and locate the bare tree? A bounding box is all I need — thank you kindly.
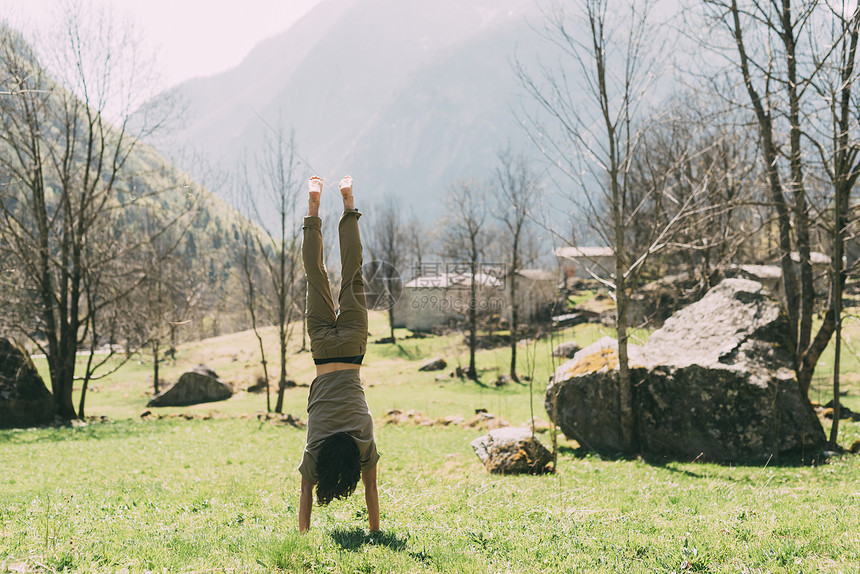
[133,204,202,398]
[625,98,761,291]
[405,212,428,279]
[701,0,860,405]
[443,180,488,381]
[494,149,541,381]
[236,198,273,412]
[0,7,175,419]
[236,122,303,413]
[366,197,406,342]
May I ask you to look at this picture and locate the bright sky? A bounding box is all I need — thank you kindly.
[1,0,324,89]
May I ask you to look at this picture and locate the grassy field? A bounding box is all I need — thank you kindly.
[2,310,860,573]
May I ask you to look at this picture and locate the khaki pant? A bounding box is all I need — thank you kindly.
[302,210,367,359]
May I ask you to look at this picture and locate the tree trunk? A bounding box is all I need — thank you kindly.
[388,307,396,343]
[779,0,813,359]
[275,325,287,413]
[152,340,160,395]
[169,324,177,360]
[615,234,635,453]
[254,328,270,413]
[301,286,308,352]
[830,264,843,446]
[56,366,77,420]
[509,272,518,381]
[468,261,478,380]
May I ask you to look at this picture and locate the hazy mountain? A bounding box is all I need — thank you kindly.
[151,0,556,221]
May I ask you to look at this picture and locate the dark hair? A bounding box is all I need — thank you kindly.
[315,432,361,506]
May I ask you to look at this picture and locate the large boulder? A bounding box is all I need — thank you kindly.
[0,338,53,428]
[147,365,232,407]
[545,279,826,462]
[471,427,552,474]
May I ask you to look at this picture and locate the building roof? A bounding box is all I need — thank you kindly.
[553,246,614,259]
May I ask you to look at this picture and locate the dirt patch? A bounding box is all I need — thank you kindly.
[381,408,513,430]
[139,409,306,427]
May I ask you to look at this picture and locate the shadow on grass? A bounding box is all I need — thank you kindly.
[0,419,143,444]
[330,527,408,552]
[557,443,842,469]
[373,340,418,360]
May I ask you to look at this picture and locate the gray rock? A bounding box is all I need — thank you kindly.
[545,279,826,462]
[147,365,232,407]
[552,341,581,358]
[419,357,447,372]
[470,427,552,474]
[0,338,53,428]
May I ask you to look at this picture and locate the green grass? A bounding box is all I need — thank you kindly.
[1,419,859,573]
[3,310,860,572]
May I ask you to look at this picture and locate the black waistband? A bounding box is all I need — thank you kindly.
[313,355,364,365]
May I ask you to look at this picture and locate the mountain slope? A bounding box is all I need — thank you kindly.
[153,0,551,219]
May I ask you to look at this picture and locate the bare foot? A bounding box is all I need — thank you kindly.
[308,176,323,217]
[340,175,354,210]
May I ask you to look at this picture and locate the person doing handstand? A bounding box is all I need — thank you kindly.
[298,175,379,533]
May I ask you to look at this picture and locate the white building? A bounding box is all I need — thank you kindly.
[392,271,505,331]
[502,269,558,324]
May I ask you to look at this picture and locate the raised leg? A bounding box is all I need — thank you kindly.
[335,176,368,352]
[303,177,337,350]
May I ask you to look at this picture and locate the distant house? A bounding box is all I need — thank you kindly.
[553,246,615,282]
[501,269,558,324]
[392,271,504,332]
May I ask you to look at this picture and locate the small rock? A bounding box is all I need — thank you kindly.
[419,358,447,372]
[437,415,464,426]
[465,412,510,429]
[822,400,860,421]
[139,409,154,420]
[247,377,268,393]
[552,341,581,358]
[470,427,552,474]
[495,374,512,387]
